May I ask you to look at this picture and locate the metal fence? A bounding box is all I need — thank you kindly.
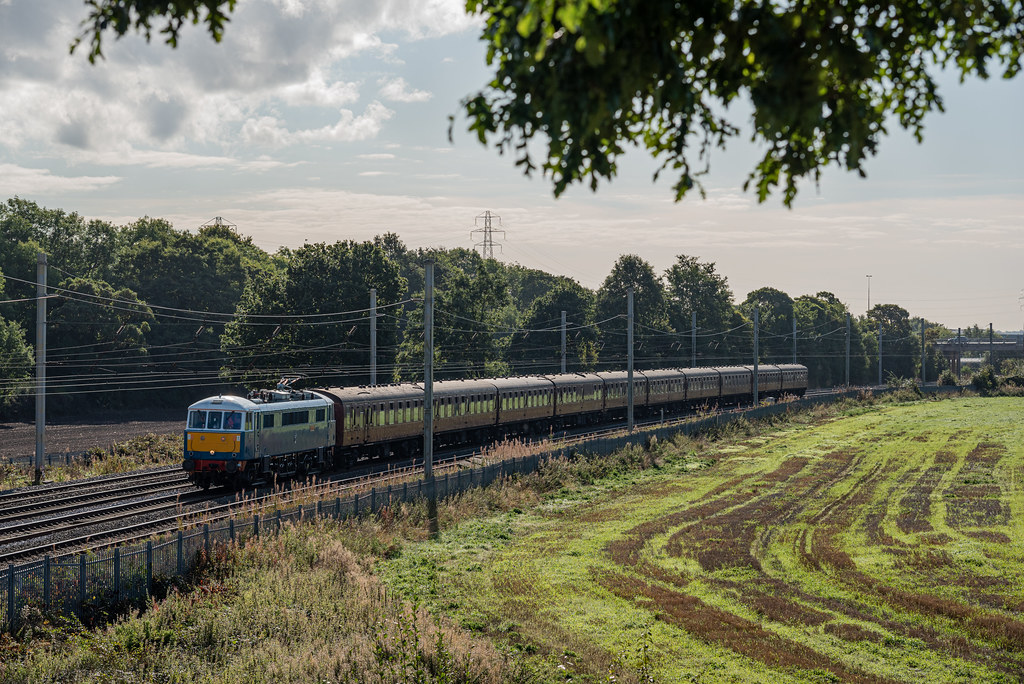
[1,450,93,468]
[0,385,956,633]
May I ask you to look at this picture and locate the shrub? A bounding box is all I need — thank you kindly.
[937,369,958,387]
[971,365,998,395]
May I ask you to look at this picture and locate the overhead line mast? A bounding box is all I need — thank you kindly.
[471,210,505,259]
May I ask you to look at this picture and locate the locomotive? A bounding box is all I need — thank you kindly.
[182,364,808,489]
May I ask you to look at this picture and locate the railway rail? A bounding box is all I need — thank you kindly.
[0,384,894,564]
[0,472,189,522]
[0,455,469,565]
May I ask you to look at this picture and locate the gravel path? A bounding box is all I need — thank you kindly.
[0,410,181,459]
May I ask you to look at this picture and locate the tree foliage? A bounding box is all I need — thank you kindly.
[866,302,918,380]
[463,0,1023,205]
[72,1,1023,205]
[222,241,405,387]
[741,287,795,362]
[794,291,866,386]
[508,278,597,374]
[72,0,236,62]
[395,250,512,381]
[595,255,670,368]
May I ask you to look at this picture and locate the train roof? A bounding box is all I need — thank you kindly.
[188,395,258,411]
[317,384,422,403]
[540,372,605,387]
[594,371,646,383]
[639,369,687,380]
[490,376,554,391]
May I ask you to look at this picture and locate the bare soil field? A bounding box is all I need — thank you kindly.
[0,410,181,458]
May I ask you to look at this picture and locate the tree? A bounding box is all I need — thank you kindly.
[662,255,741,366]
[47,278,154,406]
[462,0,1023,205]
[794,292,867,387]
[740,287,794,363]
[865,303,917,380]
[0,271,34,409]
[0,198,121,338]
[222,241,405,387]
[507,279,597,374]
[74,2,1023,206]
[595,255,670,369]
[395,250,512,380]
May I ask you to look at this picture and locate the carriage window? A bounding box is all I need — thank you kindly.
[189,410,206,429]
[316,408,326,422]
[245,413,253,430]
[263,413,275,428]
[207,411,223,429]
[282,411,309,426]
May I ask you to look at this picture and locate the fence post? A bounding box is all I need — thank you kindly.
[335,497,341,519]
[113,548,121,605]
[370,487,376,513]
[229,519,235,543]
[78,554,86,617]
[403,481,408,502]
[276,510,282,533]
[316,500,322,520]
[43,555,51,611]
[353,492,359,516]
[7,564,15,632]
[146,542,153,597]
[386,484,391,508]
[176,531,184,576]
[253,514,260,537]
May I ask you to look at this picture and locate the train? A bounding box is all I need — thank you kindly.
[182,364,808,489]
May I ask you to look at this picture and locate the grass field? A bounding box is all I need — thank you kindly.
[381,397,1024,682]
[4,396,1023,683]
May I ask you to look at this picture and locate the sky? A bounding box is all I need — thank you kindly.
[1,0,1022,331]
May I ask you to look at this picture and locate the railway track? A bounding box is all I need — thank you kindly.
[0,467,182,510]
[0,386,874,564]
[0,472,190,523]
[0,457,463,565]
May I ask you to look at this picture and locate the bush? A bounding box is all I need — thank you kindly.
[937,369,958,387]
[972,365,999,395]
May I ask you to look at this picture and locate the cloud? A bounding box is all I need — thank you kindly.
[0,0,470,161]
[0,164,120,195]
[378,77,432,103]
[69,149,297,171]
[240,102,394,146]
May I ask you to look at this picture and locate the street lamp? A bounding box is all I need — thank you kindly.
[866,275,872,311]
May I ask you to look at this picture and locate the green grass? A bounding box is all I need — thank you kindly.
[380,397,1024,683]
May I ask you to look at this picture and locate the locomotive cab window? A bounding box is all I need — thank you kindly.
[224,411,242,430]
[189,410,206,429]
[208,411,222,430]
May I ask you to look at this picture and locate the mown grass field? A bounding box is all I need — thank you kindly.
[381,397,1024,682]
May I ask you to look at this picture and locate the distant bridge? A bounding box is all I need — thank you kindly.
[932,338,1023,374]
